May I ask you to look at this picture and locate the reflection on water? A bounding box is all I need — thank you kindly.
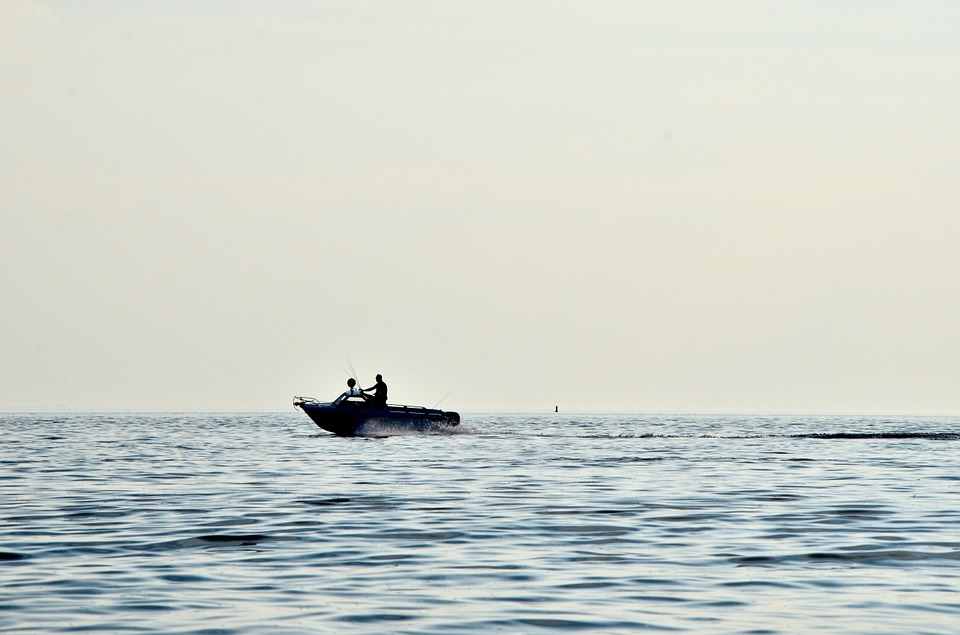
[1,412,959,634]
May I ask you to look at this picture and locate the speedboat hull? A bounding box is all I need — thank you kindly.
[294,397,460,437]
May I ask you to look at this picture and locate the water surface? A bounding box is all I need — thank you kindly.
[2,412,959,633]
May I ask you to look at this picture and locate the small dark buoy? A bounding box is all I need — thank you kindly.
[555,405,558,413]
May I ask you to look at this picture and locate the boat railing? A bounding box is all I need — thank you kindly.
[387,404,440,415]
[293,396,324,408]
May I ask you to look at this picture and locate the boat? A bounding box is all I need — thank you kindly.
[293,395,461,437]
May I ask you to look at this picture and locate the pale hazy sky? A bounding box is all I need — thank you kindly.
[3,1,959,413]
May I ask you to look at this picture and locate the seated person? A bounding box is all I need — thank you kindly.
[363,374,388,408]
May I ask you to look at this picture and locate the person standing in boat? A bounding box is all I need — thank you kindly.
[363,374,388,408]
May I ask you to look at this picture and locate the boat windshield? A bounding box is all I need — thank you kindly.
[333,394,369,406]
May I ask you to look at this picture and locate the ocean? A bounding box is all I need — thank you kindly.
[2,412,959,634]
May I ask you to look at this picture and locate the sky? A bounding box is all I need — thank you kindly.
[2,0,959,413]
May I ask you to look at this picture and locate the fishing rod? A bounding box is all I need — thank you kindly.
[432,391,452,409]
[344,356,360,383]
